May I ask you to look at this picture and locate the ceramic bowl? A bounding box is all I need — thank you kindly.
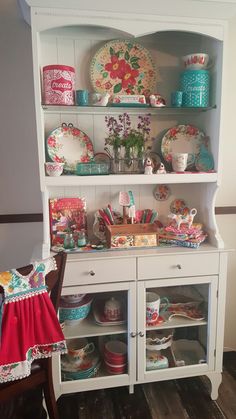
[104,340,127,363]
[60,294,86,304]
[182,53,209,70]
[45,162,64,176]
[59,295,93,324]
[104,359,127,374]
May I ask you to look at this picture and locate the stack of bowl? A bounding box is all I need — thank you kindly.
[59,294,93,325]
[104,340,127,374]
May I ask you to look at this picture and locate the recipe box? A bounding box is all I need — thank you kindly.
[105,223,159,248]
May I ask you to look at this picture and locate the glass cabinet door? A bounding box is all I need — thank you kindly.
[53,281,136,394]
[137,276,217,382]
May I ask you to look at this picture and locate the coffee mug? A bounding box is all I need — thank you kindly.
[146,292,169,324]
[67,338,95,365]
[172,152,188,172]
[76,89,89,106]
[171,91,183,107]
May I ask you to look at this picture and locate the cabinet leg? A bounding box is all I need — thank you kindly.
[129,384,134,394]
[205,372,222,400]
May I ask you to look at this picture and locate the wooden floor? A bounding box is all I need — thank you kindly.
[1,352,236,418]
[57,352,236,419]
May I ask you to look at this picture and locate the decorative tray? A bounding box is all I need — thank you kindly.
[110,103,150,108]
[165,302,205,321]
[171,339,206,367]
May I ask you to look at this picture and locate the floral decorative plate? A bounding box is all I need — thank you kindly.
[161,125,205,169]
[90,39,157,96]
[46,123,94,173]
[170,199,189,215]
[153,185,170,201]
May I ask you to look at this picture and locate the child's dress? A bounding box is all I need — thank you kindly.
[0,257,67,383]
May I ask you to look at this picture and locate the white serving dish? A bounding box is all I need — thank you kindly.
[112,94,146,104]
[171,339,206,367]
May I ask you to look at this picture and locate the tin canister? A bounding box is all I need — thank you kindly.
[43,64,75,105]
[180,70,210,107]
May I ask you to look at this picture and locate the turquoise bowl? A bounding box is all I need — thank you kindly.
[59,295,93,324]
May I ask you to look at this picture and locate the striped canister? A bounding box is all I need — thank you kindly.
[180,69,210,107]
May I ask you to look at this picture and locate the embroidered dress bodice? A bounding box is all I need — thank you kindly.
[0,257,67,383]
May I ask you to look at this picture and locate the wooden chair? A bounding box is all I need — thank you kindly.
[0,252,67,419]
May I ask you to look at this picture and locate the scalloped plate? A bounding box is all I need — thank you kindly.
[161,124,205,169]
[46,124,94,173]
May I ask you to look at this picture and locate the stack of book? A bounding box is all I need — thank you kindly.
[159,223,207,248]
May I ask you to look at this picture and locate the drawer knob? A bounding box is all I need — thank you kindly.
[89,270,95,276]
[177,264,182,270]
[130,332,136,338]
[139,332,144,337]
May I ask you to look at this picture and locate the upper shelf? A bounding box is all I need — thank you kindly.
[42,105,216,116]
[44,172,218,187]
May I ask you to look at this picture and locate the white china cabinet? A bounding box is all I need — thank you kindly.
[19,0,234,401]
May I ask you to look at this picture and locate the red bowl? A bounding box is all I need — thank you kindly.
[104,353,127,365]
[104,360,127,375]
[104,340,127,358]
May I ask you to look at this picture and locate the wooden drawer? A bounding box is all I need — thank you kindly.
[63,257,136,286]
[137,252,219,280]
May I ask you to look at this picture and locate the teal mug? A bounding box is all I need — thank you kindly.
[76,89,89,106]
[171,91,183,107]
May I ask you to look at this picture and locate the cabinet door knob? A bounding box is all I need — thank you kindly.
[130,332,136,338]
[177,264,182,269]
[89,270,95,276]
[139,332,144,337]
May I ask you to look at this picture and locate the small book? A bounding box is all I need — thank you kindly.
[49,197,87,247]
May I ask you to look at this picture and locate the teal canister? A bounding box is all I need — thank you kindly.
[180,70,210,107]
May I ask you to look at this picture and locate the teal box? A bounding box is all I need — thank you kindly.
[180,70,210,107]
[76,161,110,175]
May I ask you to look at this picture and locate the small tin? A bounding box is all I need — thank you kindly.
[43,64,75,105]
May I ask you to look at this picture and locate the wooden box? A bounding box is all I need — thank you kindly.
[106,223,159,248]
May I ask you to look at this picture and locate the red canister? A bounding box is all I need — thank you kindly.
[43,64,75,105]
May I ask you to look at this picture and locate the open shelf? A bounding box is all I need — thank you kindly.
[44,172,218,187]
[63,315,127,339]
[146,318,207,331]
[42,104,216,116]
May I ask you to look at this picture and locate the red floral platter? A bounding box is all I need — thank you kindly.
[90,39,157,96]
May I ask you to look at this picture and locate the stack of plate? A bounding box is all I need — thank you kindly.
[61,351,100,381]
